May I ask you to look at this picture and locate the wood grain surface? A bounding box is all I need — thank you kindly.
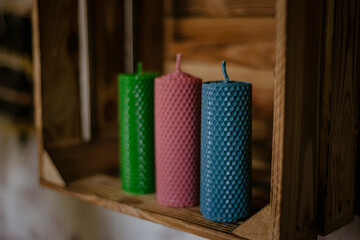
[42,150,65,187]
[41,174,269,240]
[32,0,43,181]
[165,18,275,70]
[233,204,270,240]
[318,0,360,234]
[36,0,123,184]
[270,0,324,239]
[38,0,82,147]
[269,0,286,238]
[167,0,275,18]
[88,0,124,136]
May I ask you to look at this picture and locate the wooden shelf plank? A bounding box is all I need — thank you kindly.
[40,174,269,240]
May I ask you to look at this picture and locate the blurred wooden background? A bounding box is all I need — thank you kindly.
[164,0,275,148]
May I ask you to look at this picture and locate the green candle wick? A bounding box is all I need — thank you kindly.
[222,60,229,83]
[137,62,142,74]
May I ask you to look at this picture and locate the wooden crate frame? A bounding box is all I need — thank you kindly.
[32,0,360,239]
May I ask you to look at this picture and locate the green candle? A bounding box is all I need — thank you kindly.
[118,63,159,194]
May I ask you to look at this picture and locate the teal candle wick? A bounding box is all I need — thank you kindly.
[137,62,142,74]
[222,60,229,83]
[176,53,182,72]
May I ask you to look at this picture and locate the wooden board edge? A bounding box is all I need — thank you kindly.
[39,179,245,240]
[41,150,66,187]
[32,0,66,188]
[233,204,270,240]
[31,0,44,183]
[268,0,286,238]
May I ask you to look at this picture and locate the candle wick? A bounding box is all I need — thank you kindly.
[176,53,182,72]
[222,60,229,83]
[137,62,142,74]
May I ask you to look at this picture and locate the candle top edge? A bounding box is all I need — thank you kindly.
[118,72,160,79]
[155,71,202,82]
[203,80,252,86]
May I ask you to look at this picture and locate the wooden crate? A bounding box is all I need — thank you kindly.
[32,0,360,239]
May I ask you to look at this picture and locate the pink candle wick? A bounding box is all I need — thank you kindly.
[175,53,182,72]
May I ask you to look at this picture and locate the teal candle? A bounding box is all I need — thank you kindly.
[200,61,252,222]
[118,63,159,194]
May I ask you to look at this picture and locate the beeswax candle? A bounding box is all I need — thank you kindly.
[200,61,252,222]
[118,63,159,194]
[155,54,202,207]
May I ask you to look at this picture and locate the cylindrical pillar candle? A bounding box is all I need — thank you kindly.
[200,61,252,222]
[155,54,202,207]
[118,63,159,194]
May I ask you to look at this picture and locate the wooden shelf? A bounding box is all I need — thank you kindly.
[41,174,269,240]
[32,0,360,239]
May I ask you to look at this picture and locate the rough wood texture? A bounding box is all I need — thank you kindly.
[38,0,82,147]
[166,18,275,70]
[269,0,286,237]
[41,174,268,240]
[32,0,43,181]
[88,0,124,135]
[233,204,270,239]
[318,0,360,234]
[270,0,324,239]
[168,0,275,17]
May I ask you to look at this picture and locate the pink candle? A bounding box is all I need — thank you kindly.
[155,54,202,207]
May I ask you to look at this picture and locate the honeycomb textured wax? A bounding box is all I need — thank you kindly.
[118,63,159,194]
[155,54,202,207]
[200,61,252,222]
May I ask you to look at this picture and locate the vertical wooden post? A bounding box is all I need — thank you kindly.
[270,0,323,239]
[318,0,360,234]
[32,0,43,181]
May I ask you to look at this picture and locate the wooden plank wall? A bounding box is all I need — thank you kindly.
[270,0,324,239]
[88,0,124,138]
[38,0,82,148]
[164,0,276,204]
[318,0,360,234]
[37,0,124,182]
